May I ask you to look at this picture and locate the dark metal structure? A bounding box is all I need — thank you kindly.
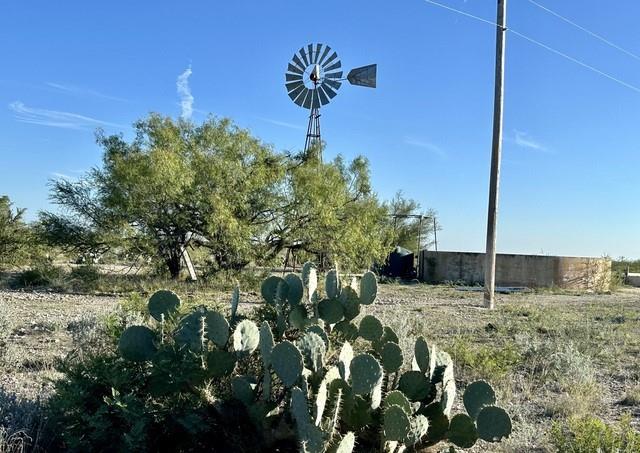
[285,43,377,158]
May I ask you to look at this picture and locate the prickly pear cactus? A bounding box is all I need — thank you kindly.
[111,264,511,452]
[119,325,157,362]
[148,289,181,322]
[233,319,259,354]
[271,340,303,387]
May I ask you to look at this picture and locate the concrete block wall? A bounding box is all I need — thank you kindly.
[419,251,611,291]
[626,273,640,287]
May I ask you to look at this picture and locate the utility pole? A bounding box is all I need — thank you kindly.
[484,0,507,309]
[433,216,438,252]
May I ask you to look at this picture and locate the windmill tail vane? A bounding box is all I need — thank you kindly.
[284,43,377,159]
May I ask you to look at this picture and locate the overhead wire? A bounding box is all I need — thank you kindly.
[527,0,640,62]
[420,0,640,95]
[509,29,640,94]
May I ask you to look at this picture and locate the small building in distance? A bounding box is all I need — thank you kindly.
[418,251,611,291]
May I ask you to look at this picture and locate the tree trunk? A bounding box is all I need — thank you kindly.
[166,251,182,279]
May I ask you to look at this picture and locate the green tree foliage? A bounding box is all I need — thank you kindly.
[0,195,33,269]
[267,148,393,270]
[40,115,398,277]
[386,191,439,252]
[40,114,285,278]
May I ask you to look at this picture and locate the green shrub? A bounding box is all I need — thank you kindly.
[10,263,65,289]
[67,265,101,292]
[450,336,521,381]
[47,265,512,452]
[551,414,640,452]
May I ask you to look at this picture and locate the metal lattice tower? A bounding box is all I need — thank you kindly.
[285,43,377,159]
[304,105,322,159]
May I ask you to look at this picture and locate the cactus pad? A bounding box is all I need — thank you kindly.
[301,261,316,288]
[289,304,308,330]
[261,276,289,305]
[318,298,344,324]
[414,336,430,374]
[350,353,383,395]
[338,341,354,381]
[442,378,457,417]
[284,273,304,305]
[148,290,181,322]
[342,393,373,431]
[119,325,157,362]
[302,262,318,302]
[405,414,430,446]
[290,387,310,423]
[291,386,325,452]
[271,340,303,387]
[204,311,229,348]
[230,285,240,319]
[476,406,511,442]
[381,342,403,373]
[339,287,361,321]
[398,371,431,402]
[325,269,340,299]
[206,349,236,377]
[359,271,377,305]
[174,308,207,353]
[231,376,255,405]
[297,331,326,372]
[381,326,399,344]
[305,324,329,348]
[463,380,496,420]
[358,315,383,342]
[233,319,259,354]
[335,432,355,453]
[384,390,412,414]
[314,379,328,426]
[383,405,410,442]
[419,403,449,444]
[259,321,275,366]
[447,414,478,448]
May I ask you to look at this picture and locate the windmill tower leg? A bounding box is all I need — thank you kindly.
[304,107,322,161]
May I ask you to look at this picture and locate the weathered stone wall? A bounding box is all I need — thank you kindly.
[419,251,611,291]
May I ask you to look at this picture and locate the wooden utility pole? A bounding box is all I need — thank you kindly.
[484,0,507,309]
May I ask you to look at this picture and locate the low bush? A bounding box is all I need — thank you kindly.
[67,265,101,292]
[551,414,640,452]
[47,265,512,452]
[449,336,521,381]
[9,263,65,289]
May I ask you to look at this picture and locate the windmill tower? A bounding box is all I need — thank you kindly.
[285,43,377,160]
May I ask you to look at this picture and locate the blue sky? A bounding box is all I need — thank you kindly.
[1,0,639,259]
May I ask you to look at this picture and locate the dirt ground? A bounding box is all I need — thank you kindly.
[1,284,639,452]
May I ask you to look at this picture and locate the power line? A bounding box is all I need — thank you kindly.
[421,0,640,95]
[509,30,640,94]
[527,0,640,62]
[422,0,498,27]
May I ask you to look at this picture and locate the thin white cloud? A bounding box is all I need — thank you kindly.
[46,82,129,102]
[177,65,194,120]
[404,137,446,158]
[9,101,127,130]
[257,116,304,130]
[514,130,548,152]
[50,172,76,181]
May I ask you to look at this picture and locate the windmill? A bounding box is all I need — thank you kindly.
[285,43,377,159]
